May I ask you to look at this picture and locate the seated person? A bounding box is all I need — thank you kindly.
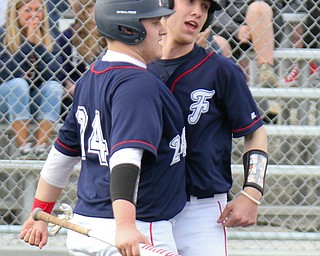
[0,0,64,159]
[210,0,284,87]
[196,26,232,58]
[58,0,107,120]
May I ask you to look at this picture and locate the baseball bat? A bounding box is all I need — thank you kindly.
[33,208,180,256]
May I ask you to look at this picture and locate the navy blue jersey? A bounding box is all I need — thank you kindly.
[55,57,187,221]
[148,44,264,197]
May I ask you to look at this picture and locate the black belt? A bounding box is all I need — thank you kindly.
[186,194,215,201]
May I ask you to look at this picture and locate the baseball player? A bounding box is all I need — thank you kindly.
[19,0,187,255]
[148,0,268,255]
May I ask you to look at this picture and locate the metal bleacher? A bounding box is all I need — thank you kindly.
[229,11,320,255]
[247,9,320,230]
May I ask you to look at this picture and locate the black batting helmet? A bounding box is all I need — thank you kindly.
[161,0,221,31]
[94,0,175,45]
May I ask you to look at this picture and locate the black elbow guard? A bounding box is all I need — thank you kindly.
[110,164,140,205]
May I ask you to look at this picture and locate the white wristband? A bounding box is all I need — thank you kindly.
[240,190,261,205]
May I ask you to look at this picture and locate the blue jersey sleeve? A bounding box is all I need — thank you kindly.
[219,60,263,138]
[55,104,82,157]
[110,72,162,158]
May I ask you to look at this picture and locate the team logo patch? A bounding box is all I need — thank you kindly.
[188,89,215,125]
[251,112,257,120]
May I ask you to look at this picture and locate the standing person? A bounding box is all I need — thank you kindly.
[0,0,64,159]
[58,0,107,120]
[19,0,187,255]
[148,0,268,255]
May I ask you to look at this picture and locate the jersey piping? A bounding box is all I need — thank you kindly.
[170,51,214,92]
[56,138,80,153]
[232,116,263,133]
[111,140,157,152]
[90,64,146,74]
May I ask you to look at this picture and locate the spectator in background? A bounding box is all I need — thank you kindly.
[211,0,284,88]
[304,0,320,84]
[58,0,107,120]
[284,0,320,84]
[196,26,232,57]
[281,0,306,49]
[0,0,64,159]
[208,1,286,123]
[278,0,306,85]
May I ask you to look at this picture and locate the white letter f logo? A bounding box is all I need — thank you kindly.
[188,89,215,125]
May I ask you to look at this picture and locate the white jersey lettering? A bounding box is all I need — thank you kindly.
[76,107,109,166]
[76,106,88,160]
[88,110,109,166]
[169,127,187,165]
[188,89,215,125]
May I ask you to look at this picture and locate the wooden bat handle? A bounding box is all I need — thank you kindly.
[32,208,181,256]
[32,208,90,236]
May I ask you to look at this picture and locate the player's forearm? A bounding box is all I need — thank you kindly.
[35,177,63,202]
[112,199,137,227]
[243,126,268,153]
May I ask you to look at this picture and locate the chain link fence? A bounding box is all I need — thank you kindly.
[0,0,320,255]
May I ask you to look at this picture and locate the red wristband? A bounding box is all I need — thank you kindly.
[32,198,56,214]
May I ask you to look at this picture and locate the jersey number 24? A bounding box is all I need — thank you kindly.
[76,106,109,166]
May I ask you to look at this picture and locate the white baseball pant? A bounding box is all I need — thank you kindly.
[66,213,178,256]
[172,194,228,256]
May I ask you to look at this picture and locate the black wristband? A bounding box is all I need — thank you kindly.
[110,164,140,205]
[243,149,268,195]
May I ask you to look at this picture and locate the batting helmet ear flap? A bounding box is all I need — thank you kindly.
[116,23,147,45]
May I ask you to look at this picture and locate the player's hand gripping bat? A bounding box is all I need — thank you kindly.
[33,208,181,256]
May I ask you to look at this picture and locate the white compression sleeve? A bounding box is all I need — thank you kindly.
[109,148,143,171]
[40,146,81,188]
